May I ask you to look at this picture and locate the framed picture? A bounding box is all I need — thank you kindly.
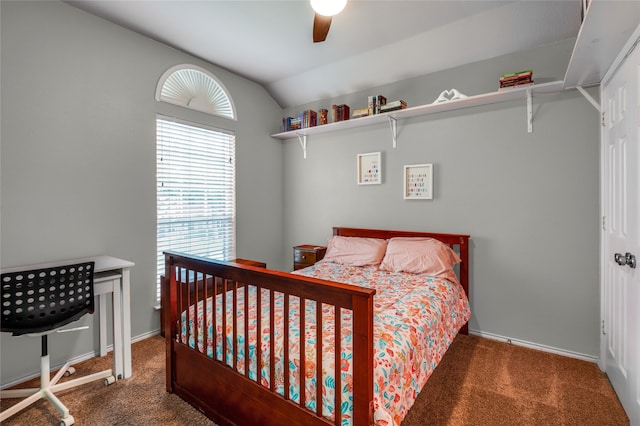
[404,163,433,199]
[357,152,382,185]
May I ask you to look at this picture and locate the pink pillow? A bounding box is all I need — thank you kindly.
[320,236,388,267]
[379,237,461,282]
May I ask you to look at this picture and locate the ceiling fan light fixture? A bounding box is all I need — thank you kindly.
[310,0,347,17]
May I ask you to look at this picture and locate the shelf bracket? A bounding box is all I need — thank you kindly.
[296,133,307,159]
[576,86,601,112]
[388,116,397,148]
[526,89,533,133]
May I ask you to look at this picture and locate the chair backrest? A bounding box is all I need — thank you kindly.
[1,262,95,336]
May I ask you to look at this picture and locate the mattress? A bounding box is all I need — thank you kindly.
[180,262,470,426]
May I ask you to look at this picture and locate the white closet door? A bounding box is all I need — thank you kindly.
[602,39,639,425]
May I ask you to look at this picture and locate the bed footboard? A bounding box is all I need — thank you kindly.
[163,251,376,426]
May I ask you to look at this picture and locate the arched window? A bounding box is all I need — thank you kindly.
[155,65,236,301]
[156,64,236,120]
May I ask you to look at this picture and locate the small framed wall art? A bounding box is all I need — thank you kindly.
[404,163,433,199]
[357,152,382,185]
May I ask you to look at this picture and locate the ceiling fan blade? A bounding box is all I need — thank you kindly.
[313,13,332,43]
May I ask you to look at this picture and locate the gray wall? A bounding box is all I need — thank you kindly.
[0,1,283,384]
[282,39,601,358]
[0,0,600,386]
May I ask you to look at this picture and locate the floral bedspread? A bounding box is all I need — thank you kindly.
[180,262,470,426]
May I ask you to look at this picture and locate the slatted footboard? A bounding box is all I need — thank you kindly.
[163,251,376,426]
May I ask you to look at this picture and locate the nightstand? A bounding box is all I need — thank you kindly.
[293,245,327,270]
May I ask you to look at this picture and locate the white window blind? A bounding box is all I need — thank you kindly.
[156,116,236,300]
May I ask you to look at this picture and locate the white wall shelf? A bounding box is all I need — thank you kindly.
[564,0,640,90]
[273,1,640,157]
[272,81,565,152]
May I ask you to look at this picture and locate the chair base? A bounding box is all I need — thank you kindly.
[0,355,115,425]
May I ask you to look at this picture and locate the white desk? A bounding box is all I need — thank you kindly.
[1,255,135,380]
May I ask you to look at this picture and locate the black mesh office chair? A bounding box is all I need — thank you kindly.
[0,261,115,426]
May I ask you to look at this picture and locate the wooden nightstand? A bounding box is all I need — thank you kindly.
[293,245,327,270]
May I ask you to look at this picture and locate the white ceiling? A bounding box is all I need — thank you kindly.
[65,0,583,109]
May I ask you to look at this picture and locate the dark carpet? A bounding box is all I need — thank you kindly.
[0,334,628,425]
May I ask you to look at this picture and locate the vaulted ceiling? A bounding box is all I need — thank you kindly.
[66,0,582,109]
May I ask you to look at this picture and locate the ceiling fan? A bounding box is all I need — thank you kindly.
[311,0,347,43]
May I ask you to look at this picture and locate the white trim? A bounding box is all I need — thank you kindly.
[156,113,234,136]
[599,80,607,373]
[576,86,601,112]
[470,329,599,364]
[1,330,161,390]
[131,329,160,344]
[601,23,640,87]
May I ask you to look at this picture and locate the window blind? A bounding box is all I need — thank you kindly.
[156,116,236,300]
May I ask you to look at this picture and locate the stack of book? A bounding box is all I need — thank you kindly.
[282,110,318,132]
[368,95,387,115]
[380,100,407,113]
[351,95,388,119]
[499,70,533,90]
[282,116,300,131]
[300,109,317,128]
[332,104,350,122]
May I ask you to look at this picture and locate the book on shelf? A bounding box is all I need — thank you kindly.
[300,109,317,128]
[352,107,370,118]
[500,78,533,86]
[282,116,300,132]
[380,100,407,112]
[332,104,350,122]
[499,69,533,90]
[498,81,534,91]
[289,117,302,131]
[499,69,532,81]
[282,116,292,132]
[367,95,387,115]
[376,95,387,114]
[367,96,375,116]
[282,110,318,132]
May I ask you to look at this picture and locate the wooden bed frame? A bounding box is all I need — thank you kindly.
[163,227,470,426]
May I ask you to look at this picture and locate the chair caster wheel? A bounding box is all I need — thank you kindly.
[63,367,76,377]
[61,414,75,426]
[104,375,116,386]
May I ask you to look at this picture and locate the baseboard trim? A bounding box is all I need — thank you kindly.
[132,329,161,344]
[2,328,598,389]
[470,329,599,363]
[1,330,162,390]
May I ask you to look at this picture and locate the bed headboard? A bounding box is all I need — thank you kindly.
[332,227,470,300]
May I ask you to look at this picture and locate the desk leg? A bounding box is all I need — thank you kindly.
[98,294,108,357]
[112,278,123,380]
[122,268,132,378]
